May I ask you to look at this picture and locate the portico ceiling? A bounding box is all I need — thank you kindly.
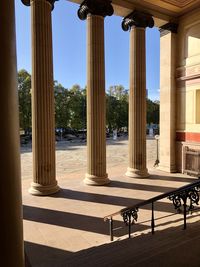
[68,0,200,26]
[119,0,200,16]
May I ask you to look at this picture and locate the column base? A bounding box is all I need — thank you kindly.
[84,173,110,186]
[29,181,60,196]
[157,164,176,173]
[126,167,149,178]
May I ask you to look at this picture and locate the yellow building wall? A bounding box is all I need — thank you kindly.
[176,9,200,133]
[176,8,200,172]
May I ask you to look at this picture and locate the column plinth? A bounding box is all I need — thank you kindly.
[29,0,59,195]
[126,167,149,178]
[84,14,109,186]
[29,182,59,196]
[84,173,110,186]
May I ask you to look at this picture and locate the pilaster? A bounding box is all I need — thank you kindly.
[158,23,178,173]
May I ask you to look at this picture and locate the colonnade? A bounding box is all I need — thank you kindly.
[0,0,177,265]
[21,0,155,189]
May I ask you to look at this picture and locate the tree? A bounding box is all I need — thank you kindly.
[68,84,86,130]
[17,70,159,135]
[54,82,70,129]
[106,85,128,131]
[18,69,32,133]
[146,99,159,124]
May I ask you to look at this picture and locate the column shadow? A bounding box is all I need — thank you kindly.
[108,180,176,192]
[52,189,176,213]
[25,241,73,267]
[23,205,120,236]
[150,174,197,183]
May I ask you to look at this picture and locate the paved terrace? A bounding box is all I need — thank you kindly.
[22,137,200,266]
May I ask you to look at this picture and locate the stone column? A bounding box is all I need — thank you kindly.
[158,23,178,173]
[122,11,154,178]
[0,1,24,266]
[22,0,59,195]
[78,0,113,185]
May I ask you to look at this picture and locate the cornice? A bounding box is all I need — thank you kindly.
[77,0,114,20]
[122,10,154,31]
[159,22,178,36]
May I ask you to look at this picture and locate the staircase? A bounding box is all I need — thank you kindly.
[63,218,200,267]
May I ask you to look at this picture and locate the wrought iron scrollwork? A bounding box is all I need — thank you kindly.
[169,186,200,213]
[188,187,200,210]
[121,208,138,225]
[169,193,182,212]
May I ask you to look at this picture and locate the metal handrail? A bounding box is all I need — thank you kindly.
[104,179,200,241]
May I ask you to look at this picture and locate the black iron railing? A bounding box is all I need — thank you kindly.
[104,179,200,241]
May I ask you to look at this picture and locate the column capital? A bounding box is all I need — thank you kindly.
[122,10,154,31]
[21,0,58,10]
[77,0,114,20]
[159,22,178,37]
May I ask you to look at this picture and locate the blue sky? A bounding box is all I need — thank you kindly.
[15,0,160,100]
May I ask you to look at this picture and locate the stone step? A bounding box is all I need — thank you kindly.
[63,218,200,267]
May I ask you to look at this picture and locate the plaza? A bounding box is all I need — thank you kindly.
[21,137,157,180]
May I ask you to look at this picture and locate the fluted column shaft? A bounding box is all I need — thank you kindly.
[126,26,149,178]
[0,1,24,265]
[84,15,109,185]
[30,0,59,195]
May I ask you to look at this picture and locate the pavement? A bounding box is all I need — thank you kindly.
[21,136,157,180]
[21,137,199,266]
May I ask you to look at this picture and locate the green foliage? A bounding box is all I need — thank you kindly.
[55,83,86,130]
[18,69,32,132]
[54,82,71,129]
[107,85,159,131]
[68,84,86,130]
[146,99,159,124]
[18,69,159,133]
[106,85,128,131]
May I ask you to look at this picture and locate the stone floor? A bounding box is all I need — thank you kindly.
[21,137,199,266]
[21,136,157,180]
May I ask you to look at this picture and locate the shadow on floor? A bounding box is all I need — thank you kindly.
[23,205,118,236]
[108,180,177,192]
[60,219,200,267]
[25,241,73,267]
[52,188,177,213]
[23,204,200,241]
[150,173,196,183]
[24,212,200,266]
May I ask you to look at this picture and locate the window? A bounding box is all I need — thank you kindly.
[196,89,200,124]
